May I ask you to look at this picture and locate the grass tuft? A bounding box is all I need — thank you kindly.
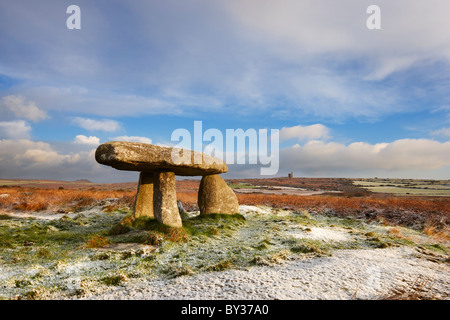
[163,265,194,278]
[132,217,189,243]
[141,232,164,246]
[101,272,128,286]
[380,276,437,300]
[205,260,233,272]
[84,234,110,248]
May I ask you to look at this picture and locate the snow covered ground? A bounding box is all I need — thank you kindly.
[85,246,449,300]
[1,205,449,300]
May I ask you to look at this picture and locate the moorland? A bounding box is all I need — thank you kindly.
[0,177,448,300]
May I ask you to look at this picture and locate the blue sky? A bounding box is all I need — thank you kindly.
[1,0,450,182]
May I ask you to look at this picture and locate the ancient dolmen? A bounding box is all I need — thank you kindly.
[95,141,239,228]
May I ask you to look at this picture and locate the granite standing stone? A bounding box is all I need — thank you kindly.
[153,171,182,228]
[133,172,154,218]
[198,174,239,215]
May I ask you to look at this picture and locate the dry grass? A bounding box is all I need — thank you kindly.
[205,259,234,272]
[0,187,136,213]
[132,216,190,243]
[386,227,419,243]
[388,227,404,238]
[232,193,450,233]
[1,183,448,237]
[175,186,449,238]
[84,234,111,248]
[380,276,439,300]
[101,272,129,286]
[423,221,450,241]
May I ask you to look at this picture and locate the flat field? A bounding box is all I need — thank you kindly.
[353,178,450,197]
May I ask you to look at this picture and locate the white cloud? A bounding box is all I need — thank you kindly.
[0,120,32,139]
[280,124,330,142]
[1,95,47,122]
[72,117,120,132]
[22,148,67,165]
[431,127,450,137]
[2,1,449,122]
[280,138,450,176]
[0,135,449,181]
[73,135,100,145]
[21,86,177,117]
[155,142,173,148]
[364,56,420,81]
[227,0,450,80]
[112,136,153,144]
[0,139,136,182]
[0,140,65,171]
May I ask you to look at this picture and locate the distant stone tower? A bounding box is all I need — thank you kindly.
[288,171,294,178]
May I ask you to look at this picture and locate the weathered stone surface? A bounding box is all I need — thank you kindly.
[133,172,154,218]
[153,171,182,228]
[95,141,227,176]
[177,200,189,221]
[198,174,239,215]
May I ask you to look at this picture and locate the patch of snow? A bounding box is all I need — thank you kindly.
[1,207,105,221]
[289,227,351,242]
[239,205,272,216]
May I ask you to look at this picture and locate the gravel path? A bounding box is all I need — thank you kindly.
[85,246,449,300]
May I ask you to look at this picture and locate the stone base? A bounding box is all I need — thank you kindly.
[153,171,182,228]
[133,171,237,227]
[133,172,154,218]
[198,174,240,215]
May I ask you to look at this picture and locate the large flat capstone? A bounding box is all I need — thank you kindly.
[95,141,228,176]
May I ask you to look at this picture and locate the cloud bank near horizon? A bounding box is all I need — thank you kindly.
[1,124,449,182]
